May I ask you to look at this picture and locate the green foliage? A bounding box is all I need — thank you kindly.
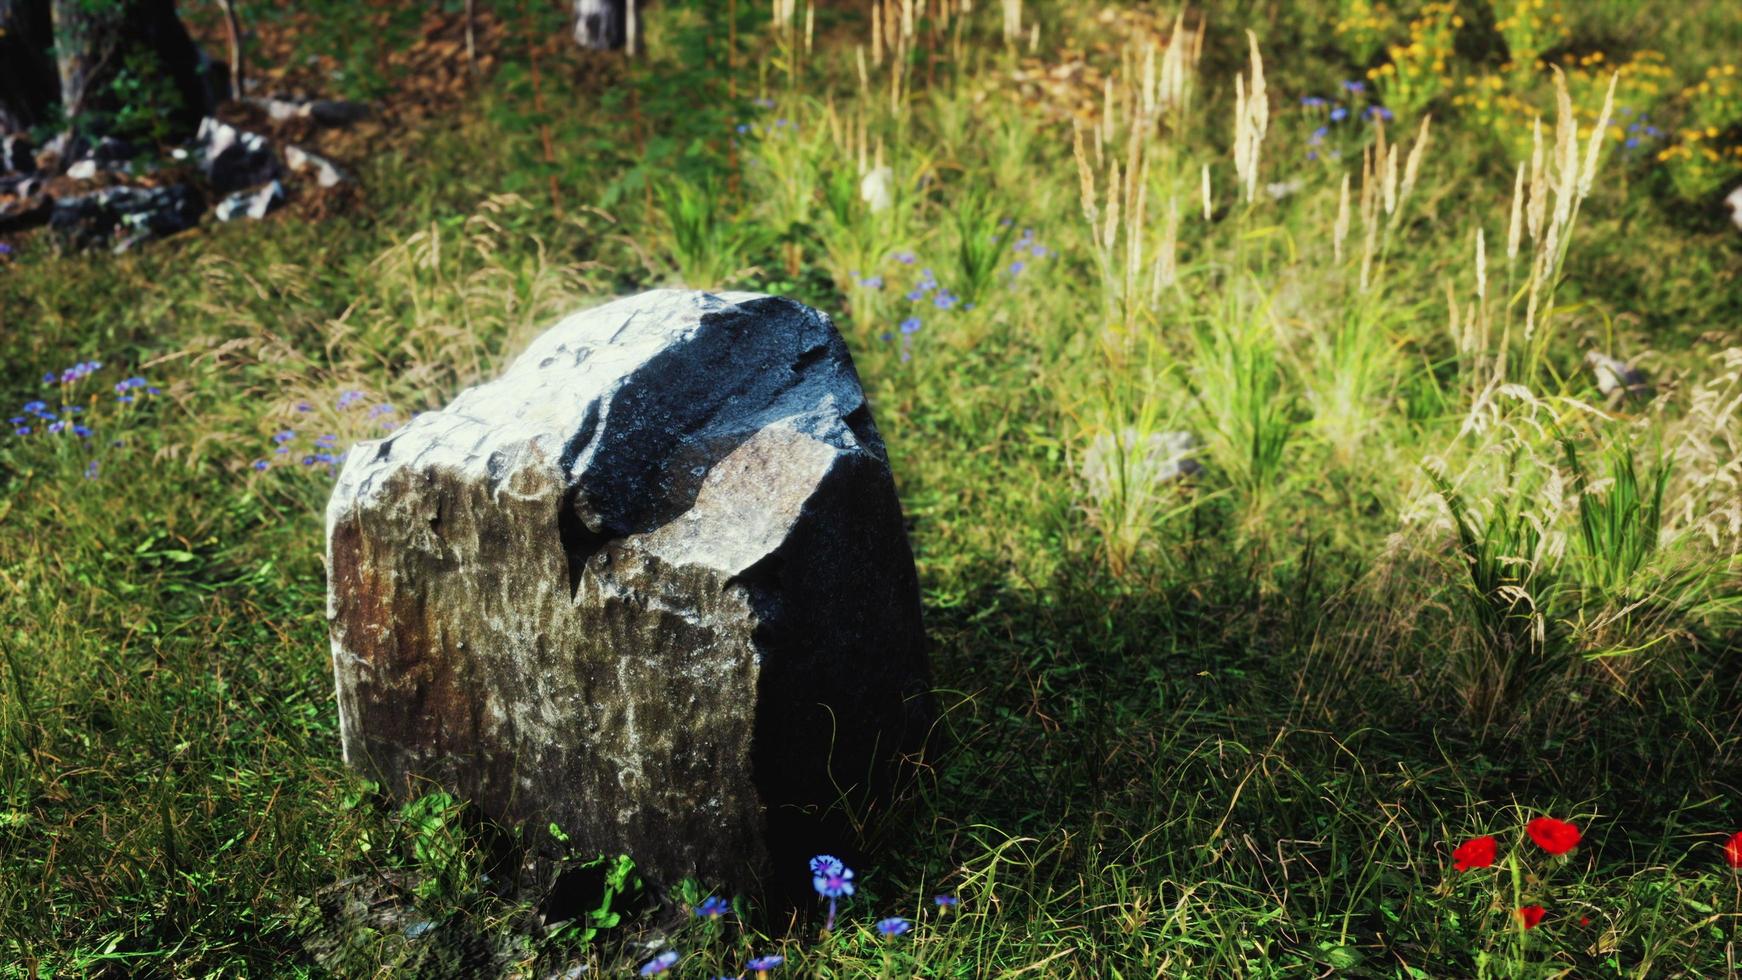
[1,0,1742,976]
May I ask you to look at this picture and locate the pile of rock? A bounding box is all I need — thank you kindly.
[0,96,361,253]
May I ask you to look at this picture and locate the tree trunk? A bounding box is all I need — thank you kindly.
[51,0,212,141]
[215,0,243,102]
[0,0,59,133]
[575,0,637,53]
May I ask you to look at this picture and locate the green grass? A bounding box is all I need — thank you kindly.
[3,0,1742,976]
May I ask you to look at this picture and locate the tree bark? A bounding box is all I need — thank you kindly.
[0,0,59,133]
[575,0,637,53]
[50,0,212,140]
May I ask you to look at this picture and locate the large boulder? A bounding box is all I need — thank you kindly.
[326,290,932,897]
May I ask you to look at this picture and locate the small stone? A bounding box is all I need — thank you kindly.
[215,180,286,221]
[326,290,932,897]
[51,184,204,251]
[1727,184,1742,233]
[66,159,100,180]
[1584,351,1651,402]
[860,166,894,213]
[285,144,347,188]
[0,194,52,234]
[1,134,35,174]
[196,117,280,193]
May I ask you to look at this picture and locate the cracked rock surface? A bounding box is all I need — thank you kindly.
[327,289,932,895]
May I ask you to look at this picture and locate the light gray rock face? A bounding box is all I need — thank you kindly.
[326,289,931,896]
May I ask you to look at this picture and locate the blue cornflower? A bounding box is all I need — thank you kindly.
[813,863,854,899]
[1301,95,1328,108]
[899,317,922,335]
[1309,126,1329,145]
[12,426,29,436]
[747,954,784,973]
[73,425,91,438]
[315,433,338,447]
[696,896,731,918]
[1009,260,1026,276]
[369,403,397,418]
[1329,106,1348,123]
[934,894,960,908]
[22,401,46,414]
[302,455,318,466]
[273,430,296,444]
[904,287,927,301]
[47,421,66,434]
[338,390,366,409]
[42,373,55,385]
[1342,79,1366,94]
[0,243,12,255]
[932,290,958,310]
[810,855,844,875]
[295,401,313,413]
[875,917,912,937]
[879,331,893,342]
[736,123,751,134]
[116,395,133,404]
[252,459,270,471]
[753,96,776,109]
[639,950,680,976]
[894,250,916,265]
[6,417,21,425]
[1625,137,1640,149]
[1364,105,1394,123]
[85,460,99,479]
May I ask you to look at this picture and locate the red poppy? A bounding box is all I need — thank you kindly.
[1517,905,1546,929]
[1452,835,1498,871]
[1525,817,1581,855]
[1724,831,1742,869]
[1578,916,1591,927]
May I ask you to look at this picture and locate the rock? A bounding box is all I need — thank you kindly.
[1080,428,1200,505]
[247,95,371,126]
[65,159,100,181]
[1727,184,1742,233]
[0,194,53,234]
[34,132,85,174]
[1584,351,1652,402]
[859,166,894,213]
[215,180,286,221]
[1,134,34,174]
[195,117,280,193]
[50,185,204,252]
[285,144,347,188]
[326,290,932,897]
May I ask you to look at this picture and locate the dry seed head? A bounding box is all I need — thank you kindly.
[1073,122,1099,227]
[1384,144,1399,215]
[1475,227,1487,305]
[1334,172,1351,263]
[1527,117,1547,242]
[1507,161,1525,260]
[1103,159,1122,253]
[1399,115,1430,205]
[1579,71,1619,198]
[871,0,884,65]
[1142,43,1158,119]
[1201,163,1212,221]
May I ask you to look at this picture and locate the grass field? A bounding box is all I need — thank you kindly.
[3,0,1742,975]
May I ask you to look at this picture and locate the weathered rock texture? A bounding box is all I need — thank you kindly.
[327,290,931,896]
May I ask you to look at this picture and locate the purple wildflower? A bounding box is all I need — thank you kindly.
[747,954,784,973]
[1329,106,1348,123]
[696,896,731,918]
[85,460,99,479]
[1342,79,1366,94]
[252,459,270,471]
[1301,95,1329,108]
[894,250,916,264]
[875,917,912,937]
[337,390,366,409]
[934,894,959,908]
[639,951,680,976]
[899,317,922,335]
